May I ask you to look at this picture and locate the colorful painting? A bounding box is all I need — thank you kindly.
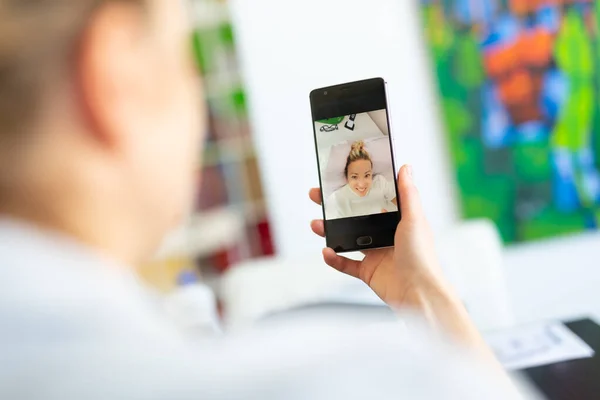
[420,0,600,243]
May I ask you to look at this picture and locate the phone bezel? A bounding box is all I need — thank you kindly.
[310,77,401,253]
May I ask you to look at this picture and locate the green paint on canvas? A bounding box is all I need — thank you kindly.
[514,142,552,182]
[453,33,485,89]
[519,208,587,241]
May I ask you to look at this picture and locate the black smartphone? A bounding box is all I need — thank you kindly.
[310,77,400,253]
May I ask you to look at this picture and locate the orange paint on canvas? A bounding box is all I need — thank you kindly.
[484,44,519,79]
[498,69,536,105]
[518,29,554,68]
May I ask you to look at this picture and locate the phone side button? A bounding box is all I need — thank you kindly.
[356,236,373,246]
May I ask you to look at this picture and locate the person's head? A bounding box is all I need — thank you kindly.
[344,141,373,197]
[0,0,205,264]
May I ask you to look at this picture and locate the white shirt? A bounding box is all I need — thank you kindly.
[0,219,528,399]
[327,175,398,219]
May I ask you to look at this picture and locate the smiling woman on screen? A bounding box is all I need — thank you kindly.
[327,141,397,219]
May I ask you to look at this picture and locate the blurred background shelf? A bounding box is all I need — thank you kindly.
[139,0,274,292]
[154,207,246,261]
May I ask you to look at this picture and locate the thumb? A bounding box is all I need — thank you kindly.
[397,165,423,221]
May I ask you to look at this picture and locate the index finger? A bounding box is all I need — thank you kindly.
[309,188,322,206]
[323,248,361,280]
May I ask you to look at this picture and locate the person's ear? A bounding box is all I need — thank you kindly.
[76,1,150,150]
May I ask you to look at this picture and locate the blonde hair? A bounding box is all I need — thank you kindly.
[0,0,145,138]
[345,140,372,177]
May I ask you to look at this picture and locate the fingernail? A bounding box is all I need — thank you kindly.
[405,165,413,180]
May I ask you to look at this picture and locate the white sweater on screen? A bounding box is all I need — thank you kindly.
[327,175,398,219]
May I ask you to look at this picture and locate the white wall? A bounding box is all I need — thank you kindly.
[230,0,600,302]
[230,0,458,253]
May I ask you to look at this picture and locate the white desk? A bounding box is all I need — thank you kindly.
[504,234,600,325]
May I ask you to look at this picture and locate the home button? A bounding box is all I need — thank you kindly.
[356,236,373,246]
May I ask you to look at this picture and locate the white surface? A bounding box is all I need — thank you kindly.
[437,220,514,331]
[503,233,600,324]
[222,220,514,332]
[484,321,594,371]
[221,254,366,329]
[163,283,223,336]
[230,0,600,324]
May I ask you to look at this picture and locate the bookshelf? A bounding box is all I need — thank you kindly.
[142,0,274,290]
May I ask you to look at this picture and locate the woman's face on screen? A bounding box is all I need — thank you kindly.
[347,160,373,197]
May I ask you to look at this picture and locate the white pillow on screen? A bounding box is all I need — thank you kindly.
[322,137,396,199]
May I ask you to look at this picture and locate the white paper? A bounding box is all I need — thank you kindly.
[484,321,595,371]
[312,279,386,307]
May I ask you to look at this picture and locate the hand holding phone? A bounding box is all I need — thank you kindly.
[309,165,434,303]
[310,78,399,252]
[309,172,502,364]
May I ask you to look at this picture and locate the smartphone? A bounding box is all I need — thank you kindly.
[310,77,400,253]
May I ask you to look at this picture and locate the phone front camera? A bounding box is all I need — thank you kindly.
[324,91,328,95]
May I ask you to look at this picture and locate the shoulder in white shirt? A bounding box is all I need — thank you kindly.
[0,219,528,400]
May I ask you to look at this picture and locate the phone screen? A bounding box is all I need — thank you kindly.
[310,78,400,253]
